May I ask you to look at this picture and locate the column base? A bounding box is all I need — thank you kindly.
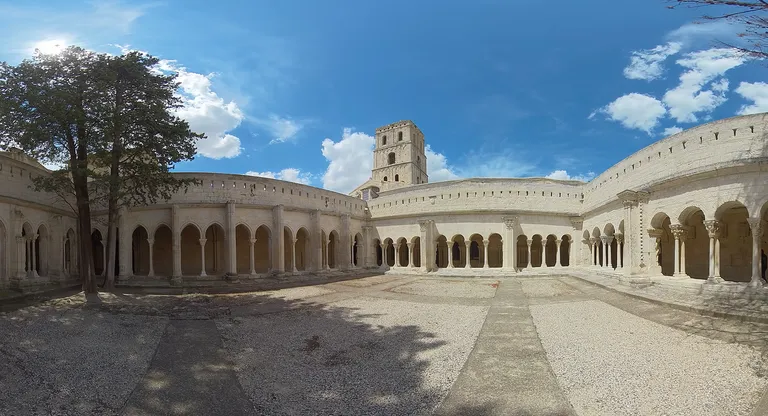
[749,279,764,288]
[705,276,724,284]
[169,276,183,286]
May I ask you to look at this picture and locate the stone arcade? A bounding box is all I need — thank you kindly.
[2,113,768,291]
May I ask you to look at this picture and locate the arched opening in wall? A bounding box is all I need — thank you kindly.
[561,235,571,267]
[411,236,421,267]
[383,176,388,182]
[205,224,227,276]
[64,228,76,277]
[21,224,31,276]
[397,237,408,267]
[545,235,557,267]
[468,234,484,268]
[254,225,271,273]
[488,233,502,268]
[329,230,339,269]
[715,202,751,282]
[235,224,251,274]
[516,235,528,269]
[382,135,387,145]
[353,233,363,267]
[398,131,403,141]
[0,220,6,280]
[296,228,310,271]
[154,225,172,276]
[582,230,591,267]
[284,227,294,272]
[603,223,615,269]
[374,238,383,266]
[35,225,49,277]
[394,174,399,182]
[435,235,449,268]
[383,238,395,267]
[180,224,202,275]
[649,213,674,276]
[131,226,150,276]
[91,230,104,276]
[760,201,768,281]
[591,227,602,266]
[610,238,618,270]
[388,152,396,165]
[679,206,708,279]
[617,221,625,268]
[451,235,466,267]
[531,235,543,267]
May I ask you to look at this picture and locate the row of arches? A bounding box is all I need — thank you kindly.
[371,233,573,270]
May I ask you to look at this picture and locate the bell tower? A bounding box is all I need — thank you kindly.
[371,120,428,190]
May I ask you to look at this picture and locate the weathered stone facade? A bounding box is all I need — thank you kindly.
[2,112,768,290]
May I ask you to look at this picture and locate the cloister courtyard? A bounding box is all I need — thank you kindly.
[2,273,768,416]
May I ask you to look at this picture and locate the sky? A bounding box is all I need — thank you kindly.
[1,0,767,194]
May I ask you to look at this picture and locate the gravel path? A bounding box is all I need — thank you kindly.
[217,296,489,415]
[390,279,498,299]
[0,307,167,415]
[529,299,768,416]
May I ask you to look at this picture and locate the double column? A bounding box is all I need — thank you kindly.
[703,220,722,283]
[747,217,764,288]
[670,224,687,277]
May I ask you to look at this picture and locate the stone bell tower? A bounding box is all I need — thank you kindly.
[371,120,428,190]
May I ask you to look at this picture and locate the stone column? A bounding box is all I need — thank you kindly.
[464,241,471,269]
[588,238,595,266]
[407,243,414,268]
[448,239,455,269]
[615,234,624,269]
[556,239,562,267]
[394,242,401,269]
[747,217,764,287]
[482,239,489,268]
[199,238,207,277]
[600,237,607,268]
[527,239,533,268]
[362,226,372,268]
[171,205,182,280]
[325,239,331,270]
[147,238,155,277]
[670,225,686,277]
[226,201,237,275]
[647,229,663,275]
[117,207,129,279]
[419,220,432,272]
[311,210,322,272]
[502,215,518,271]
[249,238,257,276]
[273,205,285,273]
[606,236,614,269]
[341,214,351,271]
[703,220,722,283]
[31,236,38,277]
[291,238,298,273]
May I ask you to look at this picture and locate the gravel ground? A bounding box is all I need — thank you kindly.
[390,279,498,299]
[336,275,407,288]
[260,285,336,300]
[217,296,489,415]
[0,306,167,415]
[529,299,768,416]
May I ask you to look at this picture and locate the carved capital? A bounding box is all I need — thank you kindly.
[418,220,430,232]
[527,239,533,246]
[570,217,583,230]
[502,215,519,230]
[703,220,721,238]
[555,239,562,245]
[199,238,207,246]
[670,224,687,240]
[482,239,489,246]
[601,235,613,244]
[147,238,155,245]
[614,233,624,244]
[407,242,413,249]
[249,238,257,244]
[589,237,597,245]
[647,228,663,239]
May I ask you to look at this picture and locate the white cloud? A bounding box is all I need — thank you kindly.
[250,115,303,144]
[662,126,684,136]
[321,128,375,193]
[545,170,595,182]
[425,145,459,182]
[623,42,682,81]
[666,21,738,49]
[662,48,746,123]
[245,168,312,185]
[591,93,667,133]
[158,59,244,159]
[735,82,768,115]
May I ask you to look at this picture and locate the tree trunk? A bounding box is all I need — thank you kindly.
[73,172,96,294]
[104,198,118,290]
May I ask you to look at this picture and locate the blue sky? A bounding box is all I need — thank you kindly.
[1,1,766,193]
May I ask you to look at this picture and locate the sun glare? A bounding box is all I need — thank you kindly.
[32,39,67,55]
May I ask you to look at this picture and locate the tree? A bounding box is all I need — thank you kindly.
[0,47,102,294]
[667,1,768,58]
[88,51,202,289]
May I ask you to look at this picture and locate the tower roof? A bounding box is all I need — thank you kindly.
[375,120,420,133]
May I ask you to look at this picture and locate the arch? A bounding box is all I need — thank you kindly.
[394,174,399,182]
[591,227,601,239]
[468,233,484,268]
[235,224,251,274]
[153,225,173,276]
[388,152,396,165]
[382,135,387,145]
[678,205,706,224]
[450,234,466,268]
[435,235,449,268]
[516,235,528,269]
[398,131,403,141]
[91,229,104,276]
[284,226,294,272]
[383,237,395,267]
[296,227,310,271]
[352,233,363,267]
[545,234,557,267]
[683,209,708,279]
[603,223,615,236]
[649,213,674,276]
[397,237,408,267]
[131,226,150,276]
[650,212,670,229]
[204,223,227,276]
[329,230,340,269]
[411,236,421,267]
[373,238,383,267]
[254,225,271,273]
[0,219,7,280]
[716,201,751,282]
[35,224,49,277]
[488,233,502,268]
[63,228,76,277]
[383,176,388,182]
[560,235,571,267]
[531,234,543,267]
[180,224,201,275]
